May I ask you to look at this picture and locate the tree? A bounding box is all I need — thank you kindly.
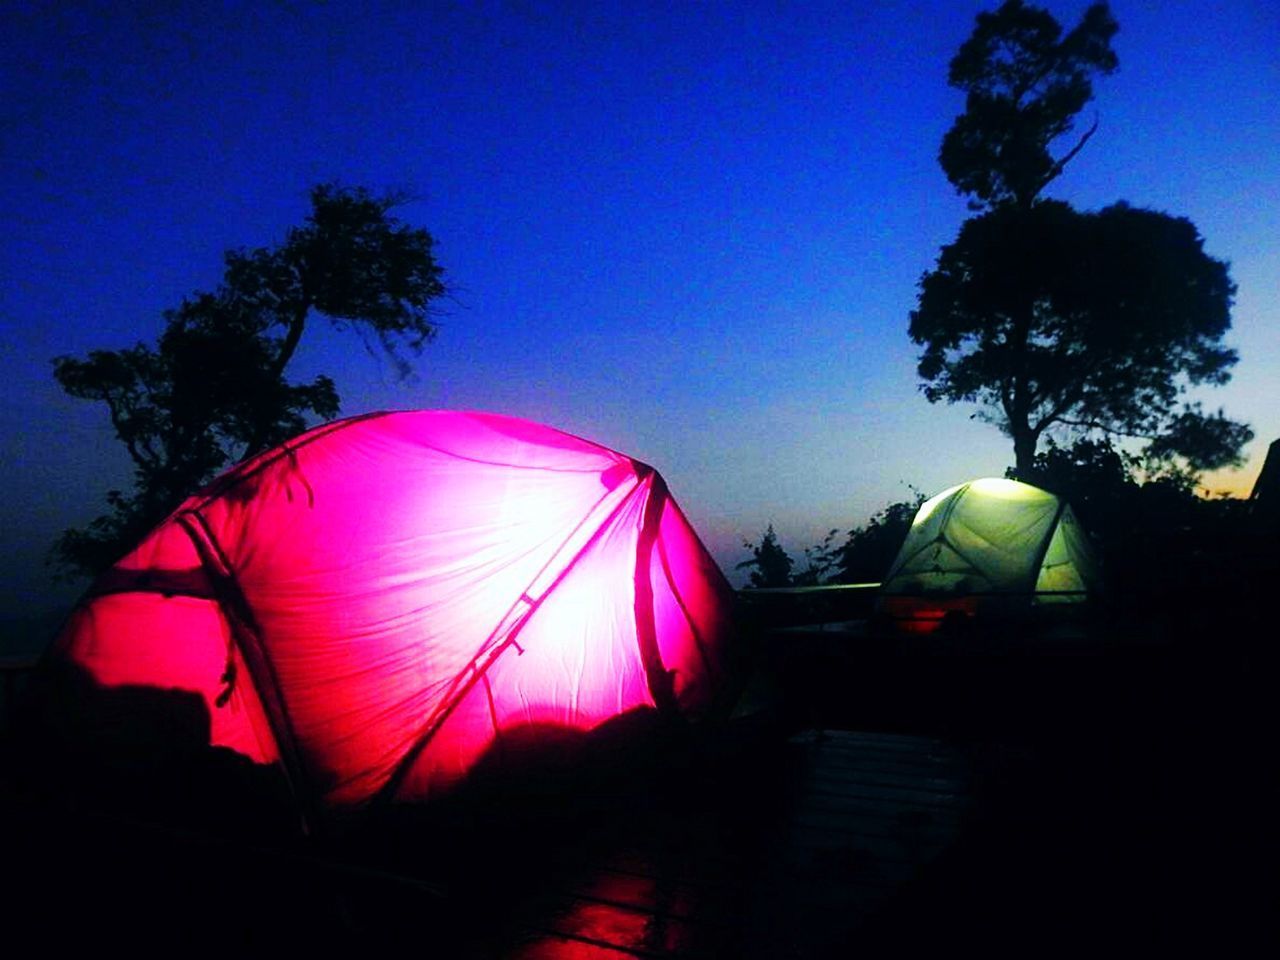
[52,184,446,576]
[793,528,840,587]
[940,0,1118,211]
[913,2,1250,477]
[1012,435,1137,545]
[831,493,925,584]
[737,524,794,588]
[1015,434,1133,503]
[911,199,1249,475]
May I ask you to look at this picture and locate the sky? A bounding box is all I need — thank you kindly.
[2,1,1277,634]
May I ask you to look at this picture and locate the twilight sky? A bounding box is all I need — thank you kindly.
[2,1,1277,629]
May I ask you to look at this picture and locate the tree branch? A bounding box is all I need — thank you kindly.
[1012,52,1063,107]
[270,302,310,382]
[1037,114,1099,194]
[1053,415,1159,443]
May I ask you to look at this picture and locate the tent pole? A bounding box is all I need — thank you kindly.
[178,510,317,836]
[634,471,677,714]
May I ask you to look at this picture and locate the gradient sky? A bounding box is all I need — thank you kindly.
[2,1,1277,629]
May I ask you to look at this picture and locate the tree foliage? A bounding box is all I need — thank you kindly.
[915,1,1250,478]
[738,487,929,597]
[830,493,926,585]
[52,184,446,576]
[1013,435,1256,611]
[737,524,795,588]
[778,491,927,588]
[911,199,1249,474]
[941,0,1117,210]
[1011,435,1137,534]
[793,528,840,587]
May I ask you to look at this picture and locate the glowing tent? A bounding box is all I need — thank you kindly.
[48,411,733,814]
[877,477,1097,629]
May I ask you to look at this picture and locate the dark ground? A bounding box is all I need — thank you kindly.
[2,608,1276,956]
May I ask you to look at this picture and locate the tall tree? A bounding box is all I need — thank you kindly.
[911,199,1249,475]
[53,184,446,576]
[912,2,1250,477]
[940,0,1118,211]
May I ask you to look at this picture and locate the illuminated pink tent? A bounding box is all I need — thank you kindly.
[51,411,733,813]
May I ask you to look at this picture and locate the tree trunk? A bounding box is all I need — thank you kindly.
[242,304,310,459]
[268,305,310,383]
[1012,429,1038,479]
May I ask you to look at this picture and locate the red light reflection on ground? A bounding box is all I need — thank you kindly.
[507,869,698,958]
[880,595,979,634]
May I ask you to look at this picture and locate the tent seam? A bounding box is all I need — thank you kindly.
[633,472,677,714]
[370,474,652,806]
[188,412,389,512]
[655,532,715,680]
[1026,498,1068,599]
[176,509,316,831]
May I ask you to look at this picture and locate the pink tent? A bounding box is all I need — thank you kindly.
[50,411,733,813]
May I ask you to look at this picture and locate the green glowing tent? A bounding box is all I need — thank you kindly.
[877,478,1098,629]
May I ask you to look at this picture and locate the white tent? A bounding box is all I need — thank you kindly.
[878,478,1097,628]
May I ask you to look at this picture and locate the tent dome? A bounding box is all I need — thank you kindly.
[47,411,733,813]
[877,477,1097,628]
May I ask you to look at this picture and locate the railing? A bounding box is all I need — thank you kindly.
[738,584,1092,632]
[737,582,882,628]
[737,583,883,595]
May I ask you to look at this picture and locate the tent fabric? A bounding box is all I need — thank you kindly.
[879,477,1097,615]
[50,411,733,812]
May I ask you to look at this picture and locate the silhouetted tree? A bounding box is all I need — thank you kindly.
[793,528,840,586]
[832,492,925,584]
[912,200,1249,476]
[1016,435,1133,512]
[52,184,446,576]
[1013,436,1252,609]
[737,524,794,588]
[940,0,1118,212]
[913,2,1250,477]
[1011,436,1139,559]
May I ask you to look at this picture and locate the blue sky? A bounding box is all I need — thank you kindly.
[2,1,1277,625]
